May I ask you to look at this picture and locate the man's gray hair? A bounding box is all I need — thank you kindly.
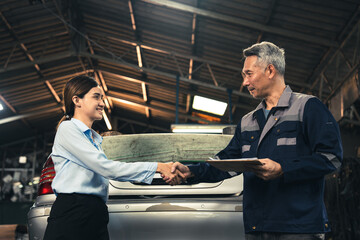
[243,41,285,76]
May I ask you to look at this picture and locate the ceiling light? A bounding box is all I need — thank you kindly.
[192,95,227,116]
[136,45,143,68]
[0,103,3,111]
[19,156,27,164]
[102,111,112,130]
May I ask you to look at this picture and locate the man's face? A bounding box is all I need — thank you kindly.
[242,56,271,99]
[77,86,105,121]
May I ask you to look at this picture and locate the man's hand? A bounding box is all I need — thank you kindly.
[157,162,185,185]
[250,158,283,180]
[170,162,194,179]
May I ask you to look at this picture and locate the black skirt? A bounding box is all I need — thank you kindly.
[43,193,109,240]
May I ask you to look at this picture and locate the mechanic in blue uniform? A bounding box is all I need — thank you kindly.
[171,42,343,240]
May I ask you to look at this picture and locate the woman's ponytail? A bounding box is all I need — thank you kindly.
[55,75,99,131]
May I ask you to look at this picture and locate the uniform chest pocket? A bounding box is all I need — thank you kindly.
[241,131,260,153]
[274,122,298,146]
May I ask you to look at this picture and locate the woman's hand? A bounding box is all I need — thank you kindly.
[157,162,185,185]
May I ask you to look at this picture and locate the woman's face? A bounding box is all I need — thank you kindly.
[75,86,105,121]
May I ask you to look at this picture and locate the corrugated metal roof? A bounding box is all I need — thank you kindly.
[0,0,360,145]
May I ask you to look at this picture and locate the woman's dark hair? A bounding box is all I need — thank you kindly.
[57,75,99,129]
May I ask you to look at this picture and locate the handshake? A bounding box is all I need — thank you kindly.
[156,162,194,185]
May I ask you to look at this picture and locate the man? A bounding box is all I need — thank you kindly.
[171,42,343,240]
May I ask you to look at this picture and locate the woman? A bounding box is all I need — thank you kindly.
[43,75,182,240]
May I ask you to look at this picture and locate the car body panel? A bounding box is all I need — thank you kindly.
[28,134,245,240]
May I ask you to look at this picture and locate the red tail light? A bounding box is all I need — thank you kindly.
[38,156,56,196]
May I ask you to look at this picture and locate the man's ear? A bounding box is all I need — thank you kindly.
[72,96,81,108]
[267,64,276,79]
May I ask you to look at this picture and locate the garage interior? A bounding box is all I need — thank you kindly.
[0,0,360,239]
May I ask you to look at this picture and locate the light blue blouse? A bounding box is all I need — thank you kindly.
[51,118,157,202]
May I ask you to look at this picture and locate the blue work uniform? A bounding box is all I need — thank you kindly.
[188,86,343,234]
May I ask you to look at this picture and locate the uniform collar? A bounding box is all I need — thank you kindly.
[71,118,103,144]
[277,85,292,107]
[252,85,292,118]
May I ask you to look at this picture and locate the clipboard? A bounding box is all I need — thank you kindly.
[206,158,263,172]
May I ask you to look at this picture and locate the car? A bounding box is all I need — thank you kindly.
[28,133,245,240]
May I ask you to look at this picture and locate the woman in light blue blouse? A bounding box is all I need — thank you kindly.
[43,75,183,240]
